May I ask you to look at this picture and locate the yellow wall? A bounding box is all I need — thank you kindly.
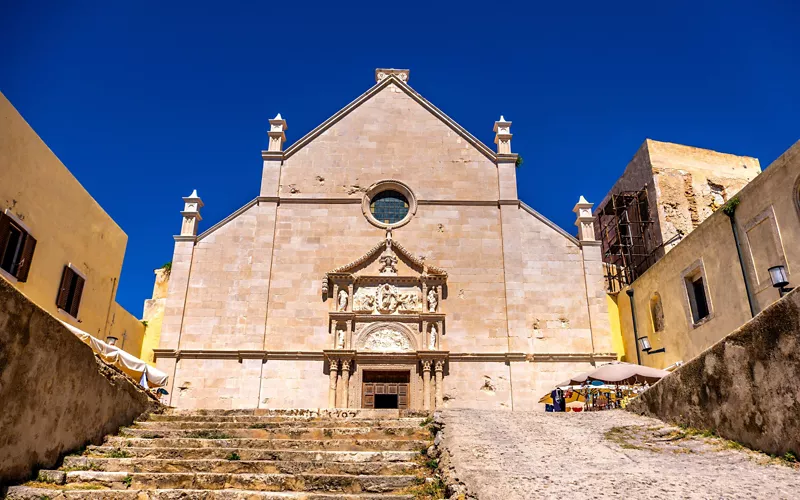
[605,294,625,361]
[140,268,169,365]
[612,140,800,369]
[0,92,144,356]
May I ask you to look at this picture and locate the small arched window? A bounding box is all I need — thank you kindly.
[650,292,665,333]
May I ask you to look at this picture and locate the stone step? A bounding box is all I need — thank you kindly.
[121,426,427,440]
[101,437,428,452]
[6,487,415,499]
[62,457,421,475]
[60,471,417,492]
[162,409,427,419]
[136,417,427,428]
[86,447,419,462]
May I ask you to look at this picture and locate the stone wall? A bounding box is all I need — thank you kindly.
[0,278,158,485]
[627,288,800,456]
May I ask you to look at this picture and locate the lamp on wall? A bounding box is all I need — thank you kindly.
[105,336,118,346]
[638,335,666,355]
[768,265,793,297]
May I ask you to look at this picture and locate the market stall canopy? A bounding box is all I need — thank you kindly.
[586,361,669,385]
[60,321,168,388]
[555,371,592,388]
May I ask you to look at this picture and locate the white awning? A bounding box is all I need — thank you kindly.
[60,320,168,388]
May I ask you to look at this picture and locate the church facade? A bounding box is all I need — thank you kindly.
[154,69,615,410]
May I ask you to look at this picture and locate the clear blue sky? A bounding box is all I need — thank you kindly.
[2,1,798,315]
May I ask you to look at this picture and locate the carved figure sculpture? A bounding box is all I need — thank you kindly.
[377,283,399,313]
[429,325,437,350]
[338,289,348,311]
[336,328,345,349]
[427,288,438,312]
[379,253,398,275]
[398,290,420,312]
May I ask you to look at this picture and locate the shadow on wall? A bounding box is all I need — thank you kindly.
[627,287,800,457]
[0,278,160,485]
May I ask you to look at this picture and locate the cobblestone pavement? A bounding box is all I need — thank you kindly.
[440,409,800,499]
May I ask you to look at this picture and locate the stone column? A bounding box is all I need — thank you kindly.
[260,114,286,198]
[421,360,432,410]
[328,359,339,409]
[339,358,352,408]
[434,360,445,408]
[573,196,613,354]
[156,190,203,405]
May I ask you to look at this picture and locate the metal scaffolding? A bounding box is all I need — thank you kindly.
[595,189,661,293]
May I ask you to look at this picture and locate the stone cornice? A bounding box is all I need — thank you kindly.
[278,74,497,163]
[173,235,197,243]
[153,349,616,363]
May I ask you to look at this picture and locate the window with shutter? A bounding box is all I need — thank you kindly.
[56,265,85,318]
[0,212,36,281]
[16,234,37,282]
[56,266,74,310]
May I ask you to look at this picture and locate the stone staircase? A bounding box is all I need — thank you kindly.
[7,408,439,499]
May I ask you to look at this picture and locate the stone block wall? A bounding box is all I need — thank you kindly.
[627,288,800,456]
[0,278,158,485]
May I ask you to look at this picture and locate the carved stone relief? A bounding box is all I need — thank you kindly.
[353,284,421,314]
[338,290,348,311]
[360,328,413,352]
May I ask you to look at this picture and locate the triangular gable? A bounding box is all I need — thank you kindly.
[322,230,447,295]
[276,74,497,162]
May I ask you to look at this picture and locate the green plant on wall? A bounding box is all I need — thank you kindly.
[722,196,740,216]
[161,261,172,276]
[515,155,524,168]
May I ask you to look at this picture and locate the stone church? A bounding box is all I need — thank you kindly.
[154,69,615,411]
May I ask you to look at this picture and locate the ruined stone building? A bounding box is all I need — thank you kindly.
[595,139,760,291]
[153,69,616,410]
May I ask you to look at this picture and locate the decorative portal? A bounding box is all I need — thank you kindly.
[324,230,447,356]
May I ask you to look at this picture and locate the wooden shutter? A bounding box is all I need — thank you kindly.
[15,234,37,282]
[69,274,85,318]
[56,266,74,310]
[0,213,10,263]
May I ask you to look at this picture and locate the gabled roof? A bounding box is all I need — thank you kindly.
[276,74,497,162]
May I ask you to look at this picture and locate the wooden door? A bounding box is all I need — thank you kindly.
[362,371,409,409]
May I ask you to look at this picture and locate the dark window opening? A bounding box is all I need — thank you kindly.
[57,266,85,318]
[0,213,37,281]
[686,275,710,324]
[374,394,399,409]
[0,224,23,274]
[370,190,409,224]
